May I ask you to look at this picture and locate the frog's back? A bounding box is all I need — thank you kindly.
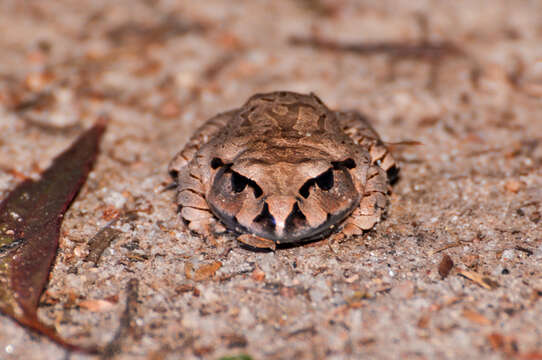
[228,91,341,139]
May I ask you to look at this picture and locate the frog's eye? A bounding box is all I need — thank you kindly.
[299,169,333,198]
[298,158,356,199]
[315,169,333,190]
[229,170,263,198]
[211,157,224,169]
[231,171,248,193]
[331,158,356,170]
[212,158,263,198]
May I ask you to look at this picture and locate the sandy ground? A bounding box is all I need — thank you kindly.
[1,1,541,359]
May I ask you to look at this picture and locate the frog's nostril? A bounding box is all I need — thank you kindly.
[252,202,275,233]
[285,203,307,233]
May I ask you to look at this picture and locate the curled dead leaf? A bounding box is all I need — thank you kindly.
[193,261,222,281]
[438,254,454,279]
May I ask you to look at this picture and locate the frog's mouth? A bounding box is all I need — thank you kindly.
[209,197,357,244]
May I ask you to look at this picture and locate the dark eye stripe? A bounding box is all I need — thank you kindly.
[210,157,224,169]
[231,171,248,192]
[299,167,335,198]
[315,169,333,190]
[299,178,314,198]
[227,169,263,198]
[210,158,263,197]
[332,158,356,169]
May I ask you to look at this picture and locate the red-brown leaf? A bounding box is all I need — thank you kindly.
[0,118,106,351]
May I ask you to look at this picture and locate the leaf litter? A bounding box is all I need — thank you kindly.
[0,117,106,352]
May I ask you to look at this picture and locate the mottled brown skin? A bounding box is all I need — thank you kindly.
[168,91,397,248]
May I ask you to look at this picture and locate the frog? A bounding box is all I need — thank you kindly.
[168,91,397,249]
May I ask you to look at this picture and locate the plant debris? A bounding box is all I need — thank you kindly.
[462,308,492,326]
[289,35,465,88]
[457,269,500,290]
[514,245,533,256]
[106,15,206,46]
[438,254,454,279]
[103,278,140,358]
[289,35,464,61]
[193,261,223,281]
[429,242,462,256]
[0,118,106,351]
[85,218,122,266]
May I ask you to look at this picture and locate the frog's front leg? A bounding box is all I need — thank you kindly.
[168,112,234,237]
[341,164,389,236]
[337,110,399,181]
[171,162,216,237]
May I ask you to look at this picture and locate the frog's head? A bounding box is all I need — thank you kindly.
[206,150,361,244]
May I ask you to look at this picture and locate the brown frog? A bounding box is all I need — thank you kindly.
[168,91,397,249]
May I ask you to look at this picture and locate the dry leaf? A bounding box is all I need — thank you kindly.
[457,269,500,289]
[251,268,266,282]
[487,332,519,357]
[504,179,523,193]
[79,299,117,312]
[462,308,491,325]
[0,118,106,352]
[184,262,194,280]
[85,221,121,265]
[193,261,222,281]
[417,313,431,329]
[438,254,454,279]
[487,332,506,350]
